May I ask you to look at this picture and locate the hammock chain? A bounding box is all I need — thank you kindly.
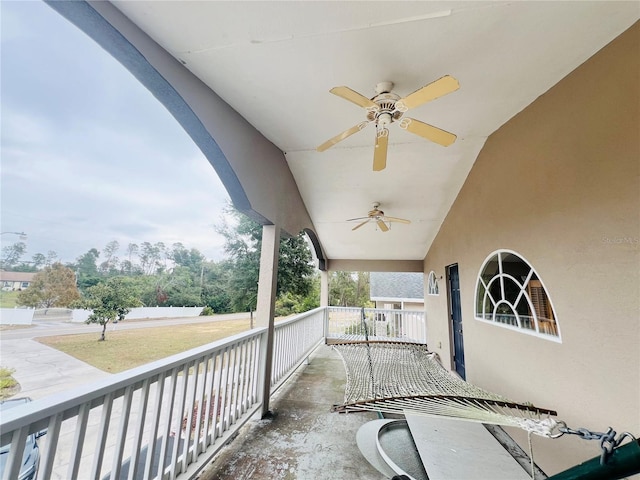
[551,422,637,465]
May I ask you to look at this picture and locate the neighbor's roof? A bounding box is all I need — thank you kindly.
[0,271,37,282]
[370,272,424,301]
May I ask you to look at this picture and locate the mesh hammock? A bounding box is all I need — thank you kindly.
[331,340,559,437]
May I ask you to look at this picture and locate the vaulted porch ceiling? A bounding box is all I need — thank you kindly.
[109,1,638,264]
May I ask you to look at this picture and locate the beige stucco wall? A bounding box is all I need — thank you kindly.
[423,23,639,475]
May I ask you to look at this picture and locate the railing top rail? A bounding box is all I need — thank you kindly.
[274,307,325,328]
[327,306,424,314]
[1,308,326,438]
[0,326,267,438]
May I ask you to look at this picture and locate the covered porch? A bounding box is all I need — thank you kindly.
[1,1,638,478]
[0,308,426,479]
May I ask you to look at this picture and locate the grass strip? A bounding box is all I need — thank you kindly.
[0,366,19,399]
[37,319,252,373]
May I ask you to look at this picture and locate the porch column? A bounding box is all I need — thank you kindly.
[320,270,329,307]
[256,224,280,417]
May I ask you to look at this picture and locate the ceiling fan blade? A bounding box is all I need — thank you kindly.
[395,75,460,111]
[352,220,370,231]
[317,121,370,152]
[330,86,380,110]
[399,117,457,147]
[346,216,370,222]
[373,129,389,171]
[384,216,411,224]
[377,219,390,232]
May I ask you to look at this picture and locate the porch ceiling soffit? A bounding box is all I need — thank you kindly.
[55,1,639,266]
[327,259,424,274]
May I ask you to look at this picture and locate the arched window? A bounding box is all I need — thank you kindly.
[475,250,560,340]
[427,271,439,295]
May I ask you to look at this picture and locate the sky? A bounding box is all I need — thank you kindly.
[1,1,231,265]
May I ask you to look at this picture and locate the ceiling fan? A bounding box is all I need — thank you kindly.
[317,75,459,171]
[347,202,411,232]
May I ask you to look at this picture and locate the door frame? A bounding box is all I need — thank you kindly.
[446,263,465,379]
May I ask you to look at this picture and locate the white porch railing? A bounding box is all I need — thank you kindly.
[325,306,426,344]
[0,306,425,479]
[0,308,325,480]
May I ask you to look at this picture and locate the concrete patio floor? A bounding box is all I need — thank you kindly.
[198,344,386,480]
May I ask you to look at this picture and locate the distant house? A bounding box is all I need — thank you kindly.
[0,271,36,291]
[369,272,424,311]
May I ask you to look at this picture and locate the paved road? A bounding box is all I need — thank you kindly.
[0,313,251,399]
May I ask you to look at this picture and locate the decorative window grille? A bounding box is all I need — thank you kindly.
[427,271,439,296]
[475,250,560,340]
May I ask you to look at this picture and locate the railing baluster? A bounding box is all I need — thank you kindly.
[91,392,114,479]
[200,354,216,452]
[231,342,242,423]
[210,352,223,442]
[219,348,231,433]
[38,412,63,480]
[169,363,189,480]
[158,367,179,480]
[3,426,28,480]
[248,337,260,404]
[110,385,134,480]
[127,378,151,480]
[181,359,200,473]
[238,339,249,415]
[67,401,90,479]
[225,346,238,427]
[192,355,209,460]
[143,373,165,480]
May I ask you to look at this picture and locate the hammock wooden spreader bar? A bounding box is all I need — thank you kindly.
[332,341,559,437]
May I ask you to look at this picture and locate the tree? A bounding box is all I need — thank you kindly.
[201,260,232,313]
[46,250,58,266]
[31,253,46,269]
[329,271,372,307]
[0,242,26,269]
[216,205,315,312]
[169,243,205,273]
[74,248,101,291]
[74,277,142,341]
[17,263,81,308]
[139,242,165,275]
[122,243,140,274]
[99,240,120,274]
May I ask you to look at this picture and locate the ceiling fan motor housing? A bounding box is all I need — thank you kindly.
[368,91,404,124]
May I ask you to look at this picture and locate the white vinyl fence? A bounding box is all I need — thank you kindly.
[0,308,35,325]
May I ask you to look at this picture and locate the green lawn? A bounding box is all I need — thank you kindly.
[36,318,252,373]
[0,290,20,308]
[0,366,19,399]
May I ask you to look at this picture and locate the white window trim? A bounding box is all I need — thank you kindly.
[427,271,439,296]
[474,249,562,343]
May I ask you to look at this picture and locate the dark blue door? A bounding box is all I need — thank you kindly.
[448,264,465,379]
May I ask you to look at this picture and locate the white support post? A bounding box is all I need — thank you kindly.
[320,270,329,337]
[256,224,280,417]
[320,270,329,307]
